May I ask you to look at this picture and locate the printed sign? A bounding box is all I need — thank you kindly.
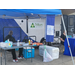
[47,25,54,35]
[29,22,44,29]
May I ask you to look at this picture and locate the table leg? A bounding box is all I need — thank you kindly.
[1,49,2,65]
[26,47,27,60]
[31,47,32,62]
[4,50,6,65]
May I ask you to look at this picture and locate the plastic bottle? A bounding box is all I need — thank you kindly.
[29,39,30,45]
[8,39,9,42]
[17,40,20,46]
[30,40,33,45]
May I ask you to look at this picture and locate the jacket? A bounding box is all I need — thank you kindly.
[4,35,16,42]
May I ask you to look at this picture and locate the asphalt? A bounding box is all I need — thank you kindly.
[0,45,75,65]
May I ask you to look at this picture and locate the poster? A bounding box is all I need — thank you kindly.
[47,25,54,35]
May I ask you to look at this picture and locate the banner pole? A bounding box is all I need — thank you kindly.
[61,15,75,65]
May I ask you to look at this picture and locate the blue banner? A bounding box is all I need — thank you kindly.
[46,15,55,42]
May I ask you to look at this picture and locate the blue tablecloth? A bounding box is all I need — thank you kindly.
[64,38,75,56]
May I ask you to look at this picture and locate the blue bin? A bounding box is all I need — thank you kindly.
[23,48,35,58]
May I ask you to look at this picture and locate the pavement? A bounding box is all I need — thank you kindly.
[0,45,75,65]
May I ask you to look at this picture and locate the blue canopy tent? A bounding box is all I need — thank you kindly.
[0,9,62,41]
[0,9,61,19]
[0,9,62,42]
[0,9,74,64]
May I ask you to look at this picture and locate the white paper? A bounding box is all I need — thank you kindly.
[47,25,54,35]
[73,34,75,38]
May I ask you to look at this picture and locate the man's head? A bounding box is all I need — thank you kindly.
[63,30,67,34]
[9,31,13,35]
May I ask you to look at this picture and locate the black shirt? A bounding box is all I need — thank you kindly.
[4,35,16,42]
[61,33,66,45]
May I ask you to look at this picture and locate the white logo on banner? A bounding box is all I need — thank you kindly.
[47,25,54,35]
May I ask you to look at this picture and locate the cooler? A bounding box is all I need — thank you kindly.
[39,45,59,59]
[23,47,35,58]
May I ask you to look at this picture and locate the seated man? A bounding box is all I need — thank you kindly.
[60,31,66,53]
[60,31,66,45]
[4,31,23,62]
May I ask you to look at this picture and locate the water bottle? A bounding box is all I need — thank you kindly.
[17,40,19,46]
[30,40,33,45]
[8,39,9,42]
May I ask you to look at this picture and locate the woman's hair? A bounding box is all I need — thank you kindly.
[9,31,13,35]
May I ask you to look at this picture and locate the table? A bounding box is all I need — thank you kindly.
[0,44,38,65]
[64,38,75,56]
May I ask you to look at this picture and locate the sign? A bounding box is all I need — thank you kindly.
[29,22,44,29]
[47,25,54,35]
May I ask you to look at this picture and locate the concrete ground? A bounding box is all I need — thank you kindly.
[0,45,75,65]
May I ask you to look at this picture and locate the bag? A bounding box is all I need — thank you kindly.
[5,40,13,47]
[43,49,53,62]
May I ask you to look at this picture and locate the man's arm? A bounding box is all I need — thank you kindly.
[12,37,16,42]
[60,38,64,42]
[60,34,65,42]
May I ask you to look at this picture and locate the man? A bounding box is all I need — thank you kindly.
[4,31,23,62]
[60,31,66,45]
[60,31,66,53]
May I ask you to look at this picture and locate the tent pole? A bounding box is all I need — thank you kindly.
[26,16,28,34]
[61,15,75,65]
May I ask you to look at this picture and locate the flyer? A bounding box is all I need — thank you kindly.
[47,25,54,35]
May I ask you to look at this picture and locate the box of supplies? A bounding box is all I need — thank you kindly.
[39,45,59,59]
[23,48,35,58]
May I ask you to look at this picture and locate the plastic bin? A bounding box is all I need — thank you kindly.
[23,48,35,58]
[39,45,59,60]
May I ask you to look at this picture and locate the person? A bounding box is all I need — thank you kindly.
[60,31,66,45]
[60,31,66,53]
[4,31,23,62]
